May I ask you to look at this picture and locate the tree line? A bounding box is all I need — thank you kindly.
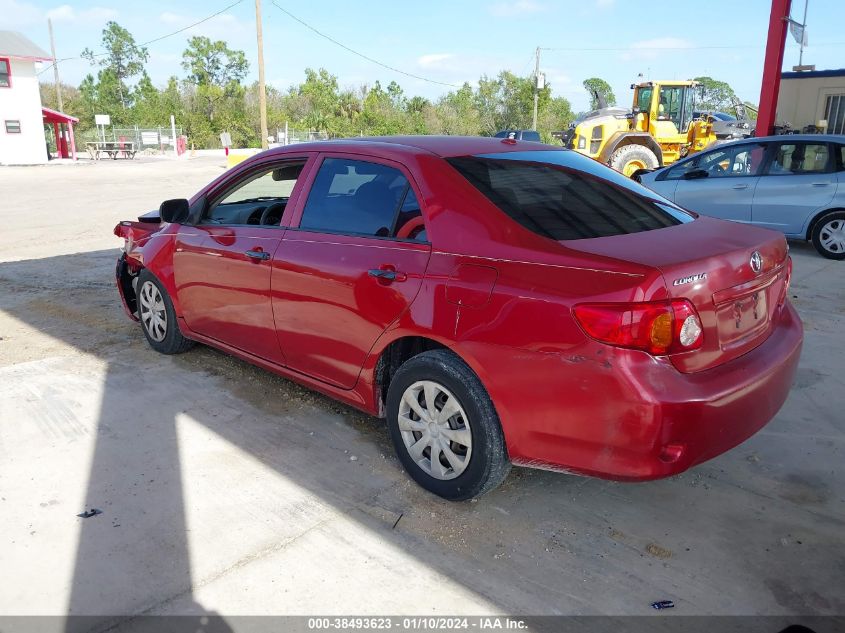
[39,21,749,149]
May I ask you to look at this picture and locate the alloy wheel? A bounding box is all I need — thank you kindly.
[397,380,472,480]
[139,280,167,342]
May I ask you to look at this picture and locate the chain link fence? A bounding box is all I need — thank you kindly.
[79,126,184,153]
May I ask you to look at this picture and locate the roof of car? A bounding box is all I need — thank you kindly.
[268,135,561,158]
[744,134,845,143]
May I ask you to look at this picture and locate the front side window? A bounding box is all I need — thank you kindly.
[202,161,305,225]
[767,142,831,175]
[447,150,692,241]
[299,158,424,240]
[0,59,10,88]
[657,86,684,128]
[664,143,766,180]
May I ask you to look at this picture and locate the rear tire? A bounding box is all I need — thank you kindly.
[811,211,845,260]
[609,144,659,178]
[386,349,510,501]
[137,269,195,354]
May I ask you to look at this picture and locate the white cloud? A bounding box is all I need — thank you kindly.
[622,37,693,61]
[417,53,455,69]
[156,11,248,40]
[489,0,545,17]
[46,4,118,23]
[0,0,43,28]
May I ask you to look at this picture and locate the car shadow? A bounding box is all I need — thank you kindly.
[1,247,843,629]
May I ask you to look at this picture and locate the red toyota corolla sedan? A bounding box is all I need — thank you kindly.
[114,136,802,500]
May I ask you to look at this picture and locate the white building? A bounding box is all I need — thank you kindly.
[0,31,52,165]
[778,69,845,134]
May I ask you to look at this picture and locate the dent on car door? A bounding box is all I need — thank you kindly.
[668,142,766,222]
[751,141,838,236]
[174,158,312,364]
[271,155,432,389]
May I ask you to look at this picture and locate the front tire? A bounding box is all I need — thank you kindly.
[137,269,195,354]
[609,144,659,177]
[386,350,510,500]
[811,211,845,260]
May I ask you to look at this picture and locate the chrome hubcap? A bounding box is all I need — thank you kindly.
[139,281,167,342]
[398,380,472,480]
[819,219,845,254]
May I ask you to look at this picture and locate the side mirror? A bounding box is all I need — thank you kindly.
[159,198,190,224]
[683,168,709,180]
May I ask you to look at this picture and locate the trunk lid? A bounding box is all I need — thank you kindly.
[564,216,790,372]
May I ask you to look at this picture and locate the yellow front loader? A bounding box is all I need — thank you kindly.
[562,80,718,177]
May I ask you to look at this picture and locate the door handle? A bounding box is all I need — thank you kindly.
[368,268,407,282]
[811,182,830,187]
[245,249,270,261]
[732,184,749,190]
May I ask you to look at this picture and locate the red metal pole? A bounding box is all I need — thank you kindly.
[757,0,791,136]
[69,121,77,161]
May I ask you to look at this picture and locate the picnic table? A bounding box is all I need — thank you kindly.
[86,141,137,160]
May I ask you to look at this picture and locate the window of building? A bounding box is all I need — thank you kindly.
[5,120,21,134]
[824,94,845,135]
[0,59,10,88]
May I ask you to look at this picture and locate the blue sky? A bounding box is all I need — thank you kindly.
[5,0,845,112]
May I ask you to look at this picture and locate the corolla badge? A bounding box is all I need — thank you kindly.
[673,272,707,286]
[750,251,763,273]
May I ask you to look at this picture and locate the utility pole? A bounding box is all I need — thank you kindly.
[532,46,540,131]
[798,0,809,66]
[255,0,269,149]
[47,18,63,112]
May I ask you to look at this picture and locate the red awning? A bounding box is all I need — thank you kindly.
[42,107,79,124]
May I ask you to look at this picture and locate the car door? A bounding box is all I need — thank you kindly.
[751,140,837,236]
[668,141,767,222]
[174,156,313,365]
[271,154,432,389]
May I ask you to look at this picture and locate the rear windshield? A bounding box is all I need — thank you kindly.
[447,150,692,241]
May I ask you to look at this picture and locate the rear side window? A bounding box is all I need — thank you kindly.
[300,158,425,240]
[767,142,831,174]
[447,151,691,241]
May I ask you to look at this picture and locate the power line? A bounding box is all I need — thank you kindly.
[540,41,845,52]
[270,1,459,88]
[37,0,246,76]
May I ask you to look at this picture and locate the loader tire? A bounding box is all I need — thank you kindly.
[609,144,659,178]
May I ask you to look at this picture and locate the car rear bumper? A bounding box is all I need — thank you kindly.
[464,301,803,481]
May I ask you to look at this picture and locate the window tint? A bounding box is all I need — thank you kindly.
[300,158,416,238]
[202,161,305,226]
[767,142,830,174]
[4,119,21,134]
[447,151,692,241]
[664,143,766,180]
[0,59,9,88]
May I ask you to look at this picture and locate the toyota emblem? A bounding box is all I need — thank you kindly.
[750,251,763,273]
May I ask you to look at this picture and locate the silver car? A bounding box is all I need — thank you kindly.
[638,134,845,259]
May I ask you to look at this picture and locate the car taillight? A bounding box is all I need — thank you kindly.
[573,299,703,355]
[777,256,793,307]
